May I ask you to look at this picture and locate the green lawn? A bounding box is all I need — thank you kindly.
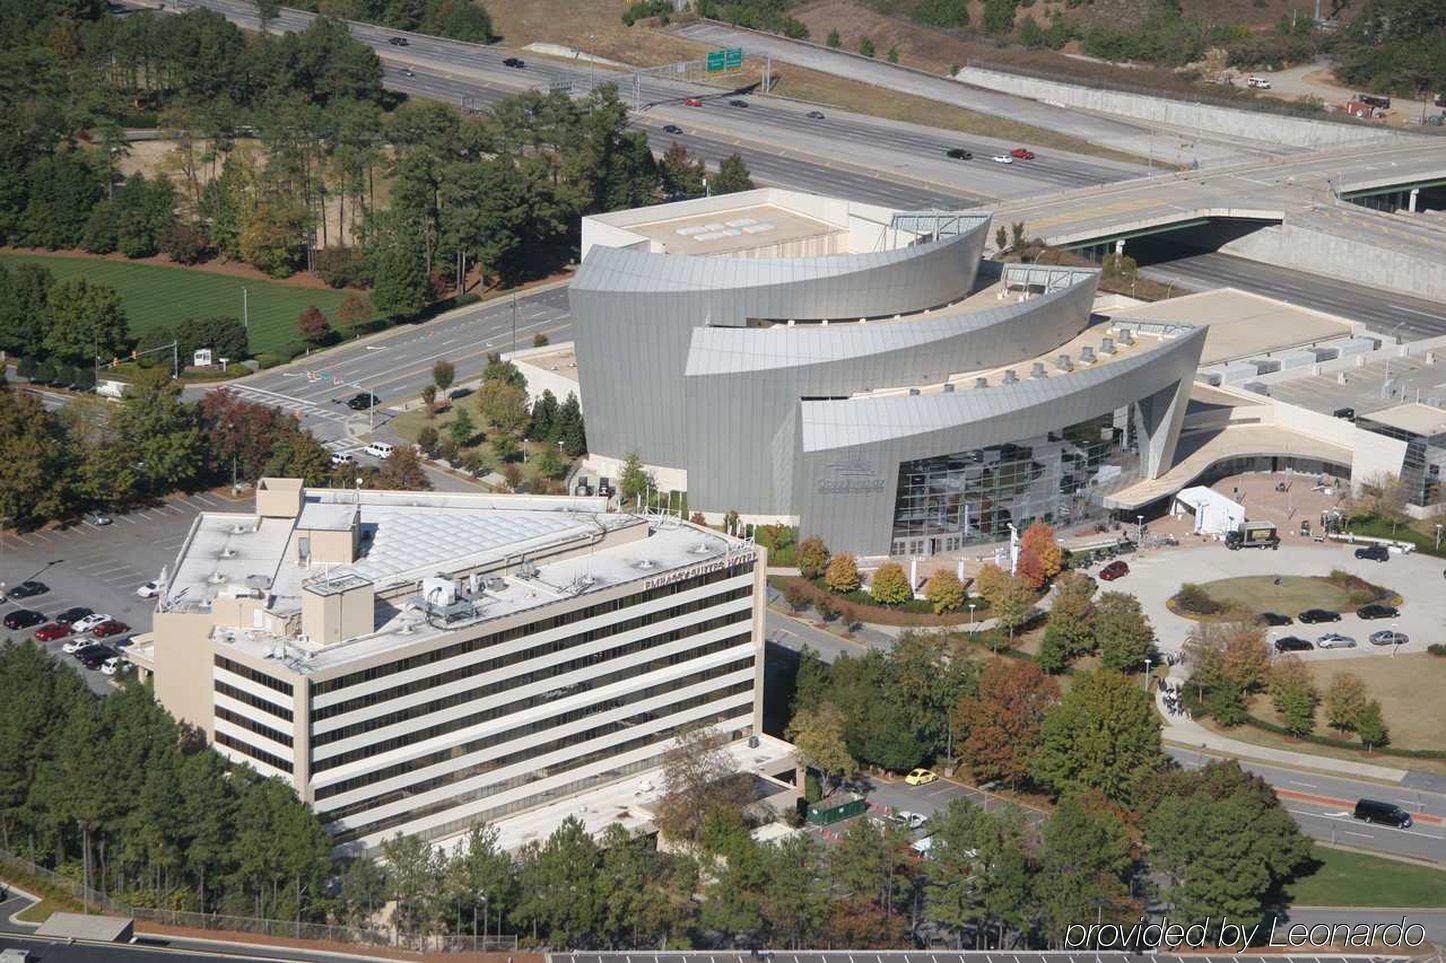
[1,253,354,356]
[1284,846,1446,907]
[1172,574,1395,620]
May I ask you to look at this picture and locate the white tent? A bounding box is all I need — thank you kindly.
[1172,486,1245,536]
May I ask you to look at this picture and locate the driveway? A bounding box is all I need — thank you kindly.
[1116,541,1444,658]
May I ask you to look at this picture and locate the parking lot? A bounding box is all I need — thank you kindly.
[1,490,238,693]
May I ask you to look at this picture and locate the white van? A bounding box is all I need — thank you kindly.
[363,442,395,459]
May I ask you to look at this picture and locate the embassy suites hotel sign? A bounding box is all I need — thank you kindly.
[641,546,757,591]
[816,458,888,494]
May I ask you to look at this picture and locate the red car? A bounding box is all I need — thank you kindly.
[34,621,73,641]
[1098,560,1130,581]
[1010,147,1036,160]
[684,98,702,107]
[91,619,130,638]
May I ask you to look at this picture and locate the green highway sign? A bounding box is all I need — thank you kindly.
[706,50,724,71]
[724,47,743,68]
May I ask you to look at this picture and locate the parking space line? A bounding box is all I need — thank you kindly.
[192,493,222,507]
[117,514,138,525]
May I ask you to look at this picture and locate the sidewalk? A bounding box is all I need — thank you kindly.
[1155,684,1409,782]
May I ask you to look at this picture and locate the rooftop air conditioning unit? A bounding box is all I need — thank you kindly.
[1118,329,1136,346]
[974,377,990,389]
[1080,346,1097,364]
[1099,337,1117,355]
[1002,369,1018,384]
[1031,362,1047,379]
[942,383,955,393]
[908,388,921,396]
[1056,354,1073,371]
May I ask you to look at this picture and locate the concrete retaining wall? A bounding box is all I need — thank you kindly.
[956,66,1413,150]
[1220,223,1446,302]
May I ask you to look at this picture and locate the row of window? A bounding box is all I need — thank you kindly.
[216,730,293,774]
[216,705,294,748]
[312,563,753,696]
[215,656,294,697]
[311,603,752,751]
[315,647,753,803]
[215,680,294,722]
[311,583,753,722]
[329,695,752,844]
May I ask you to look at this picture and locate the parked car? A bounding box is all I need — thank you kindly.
[890,810,928,830]
[991,154,1014,164]
[1369,629,1408,647]
[63,636,96,654]
[101,655,130,676]
[83,511,112,526]
[1316,632,1357,649]
[35,622,73,642]
[728,98,748,107]
[91,620,129,638]
[3,609,46,630]
[1246,75,1272,89]
[1357,602,1399,619]
[904,768,938,786]
[1354,544,1390,562]
[71,613,114,634]
[946,147,973,159]
[1009,147,1036,159]
[55,606,92,624]
[1298,608,1340,624]
[330,452,354,466]
[1274,636,1314,653]
[8,580,48,599]
[806,110,825,119]
[502,56,525,68]
[1257,612,1293,626]
[347,391,380,410]
[79,646,117,670]
[684,98,702,107]
[137,580,161,599]
[1099,560,1130,581]
[663,124,683,134]
[363,441,395,459]
[1332,406,1356,420]
[388,35,409,45]
[1354,798,1411,828]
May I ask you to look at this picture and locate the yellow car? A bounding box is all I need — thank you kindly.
[904,768,938,786]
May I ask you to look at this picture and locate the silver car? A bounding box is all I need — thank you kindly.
[1316,632,1357,649]
[1369,629,1408,646]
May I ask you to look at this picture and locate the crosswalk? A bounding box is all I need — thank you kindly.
[226,384,352,424]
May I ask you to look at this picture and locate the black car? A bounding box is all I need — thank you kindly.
[3,609,46,630]
[946,147,973,159]
[55,606,93,624]
[1298,608,1340,624]
[1357,602,1399,619]
[346,392,380,410]
[663,124,683,134]
[8,580,48,599]
[806,110,825,119]
[79,645,117,670]
[1257,611,1293,626]
[388,36,409,46]
[728,98,748,107]
[502,56,525,68]
[1354,544,1389,562]
[1274,636,1314,653]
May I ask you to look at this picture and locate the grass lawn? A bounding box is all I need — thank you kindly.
[1172,574,1394,620]
[1347,513,1446,558]
[13,896,67,923]
[1,253,355,357]
[1253,653,1446,752]
[1284,846,1446,907]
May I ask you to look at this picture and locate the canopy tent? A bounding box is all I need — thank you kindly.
[1172,486,1245,536]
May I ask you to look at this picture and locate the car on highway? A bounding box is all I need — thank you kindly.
[388,36,409,46]
[3,609,47,630]
[1298,608,1340,624]
[684,98,702,107]
[502,57,525,68]
[1257,612,1293,626]
[1354,798,1411,828]
[35,622,72,642]
[347,391,380,410]
[806,110,825,119]
[1316,632,1357,649]
[91,619,129,638]
[1357,602,1399,619]
[400,66,415,77]
[83,511,112,526]
[1098,560,1130,581]
[71,613,113,634]
[663,124,683,134]
[137,580,160,599]
[991,154,1013,164]
[363,441,396,459]
[55,606,92,624]
[1369,629,1408,646]
[8,580,48,600]
[1354,544,1390,561]
[1273,636,1314,653]
[1009,147,1036,159]
[945,148,972,160]
[904,768,938,786]
[728,98,748,107]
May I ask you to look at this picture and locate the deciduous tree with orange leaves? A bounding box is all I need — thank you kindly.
[953,658,1061,787]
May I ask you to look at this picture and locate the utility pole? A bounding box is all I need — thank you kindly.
[242,285,249,330]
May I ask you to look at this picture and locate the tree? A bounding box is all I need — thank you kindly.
[377,445,431,490]
[1324,672,1369,735]
[0,262,54,357]
[254,0,280,33]
[859,36,876,57]
[1268,655,1318,736]
[652,726,753,846]
[869,562,912,606]
[787,703,855,795]
[924,569,966,614]
[829,817,915,925]
[659,142,705,197]
[432,359,455,395]
[109,368,205,497]
[955,658,1059,787]
[297,306,331,345]
[1016,521,1063,588]
[618,451,649,504]
[1039,570,1095,672]
[1355,699,1388,748]
[1094,591,1155,672]
[175,316,249,363]
[710,154,755,195]
[0,387,72,524]
[447,407,475,448]
[44,279,130,365]
[238,196,307,278]
[1032,668,1162,804]
[824,554,860,594]
[555,392,586,456]
[336,293,372,334]
[886,45,900,63]
[796,536,830,579]
[421,384,437,413]
[416,425,439,455]
[995,224,1008,252]
[975,567,1033,642]
[1351,470,1409,531]
[528,389,558,441]
[1036,791,1135,946]
[476,378,529,437]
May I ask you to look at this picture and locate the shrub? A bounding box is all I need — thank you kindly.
[1429,643,1446,658]
[784,583,809,613]
[870,562,912,606]
[797,536,830,579]
[313,248,364,288]
[254,353,282,369]
[924,570,966,614]
[16,356,37,380]
[416,425,439,454]
[1173,582,1224,615]
[824,554,861,594]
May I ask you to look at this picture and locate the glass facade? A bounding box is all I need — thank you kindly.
[891,409,1140,556]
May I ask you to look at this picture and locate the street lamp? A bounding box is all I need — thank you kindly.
[1435,523,1442,551]
[1143,656,1152,691]
[967,602,977,625]
[1136,514,1145,544]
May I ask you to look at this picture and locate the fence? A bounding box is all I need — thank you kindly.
[0,849,517,953]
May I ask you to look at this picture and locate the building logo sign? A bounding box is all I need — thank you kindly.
[642,548,756,590]
[817,459,887,494]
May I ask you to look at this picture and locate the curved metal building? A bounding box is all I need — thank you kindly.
[572,190,1207,556]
